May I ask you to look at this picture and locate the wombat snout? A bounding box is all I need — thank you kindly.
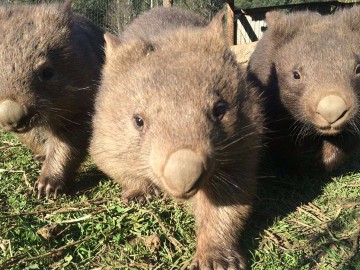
[153,149,207,199]
[0,100,27,131]
[316,95,348,125]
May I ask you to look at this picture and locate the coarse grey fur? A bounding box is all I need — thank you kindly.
[91,7,264,270]
[121,6,208,41]
[248,6,360,172]
[0,2,104,198]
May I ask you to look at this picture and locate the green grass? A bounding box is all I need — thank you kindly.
[0,130,359,269]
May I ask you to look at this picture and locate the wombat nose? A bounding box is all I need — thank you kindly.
[316,95,347,124]
[163,149,204,197]
[0,100,27,128]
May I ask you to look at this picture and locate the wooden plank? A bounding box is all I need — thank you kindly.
[230,42,258,68]
[237,1,352,14]
[163,0,173,7]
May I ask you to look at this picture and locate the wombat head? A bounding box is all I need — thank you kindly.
[91,14,262,200]
[0,2,103,133]
[249,6,360,137]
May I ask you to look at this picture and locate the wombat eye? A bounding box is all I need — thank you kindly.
[355,64,360,76]
[213,100,229,120]
[293,71,301,80]
[133,115,145,130]
[39,68,55,81]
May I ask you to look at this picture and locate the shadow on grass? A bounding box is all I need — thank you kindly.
[71,164,109,196]
[242,151,360,269]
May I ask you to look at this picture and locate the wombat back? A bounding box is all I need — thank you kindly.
[121,6,208,41]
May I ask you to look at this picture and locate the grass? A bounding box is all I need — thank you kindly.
[0,129,359,270]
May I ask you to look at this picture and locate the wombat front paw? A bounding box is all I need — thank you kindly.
[34,177,64,200]
[188,252,246,270]
[121,185,161,203]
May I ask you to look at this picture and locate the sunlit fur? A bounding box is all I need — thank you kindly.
[0,2,104,197]
[248,6,360,172]
[90,7,263,269]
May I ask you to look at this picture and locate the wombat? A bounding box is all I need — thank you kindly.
[248,6,360,172]
[0,2,104,198]
[90,7,263,270]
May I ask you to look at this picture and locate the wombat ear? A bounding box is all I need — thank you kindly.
[208,10,226,31]
[265,11,301,42]
[104,33,154,70]
[265,11,285,28]
[104,32,122,56]
[63,0,73,11]
[206,9,229,45]
[265,10,294,38]
[43,1,73,27]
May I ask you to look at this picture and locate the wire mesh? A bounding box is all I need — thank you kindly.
[0,0,226,35]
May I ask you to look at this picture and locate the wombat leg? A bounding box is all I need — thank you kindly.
[34,137,85,199]
[321,138,359,172]
[188,257,245,270]
[188,188,252,270]
[320,143,344,172]
[121,180,160,203]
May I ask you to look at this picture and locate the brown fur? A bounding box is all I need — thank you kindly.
[90,7,263,270]
[248,6,360,172]
[0,2,104,198]
[120,6,208,41]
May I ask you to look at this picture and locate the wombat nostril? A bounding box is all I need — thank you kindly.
[0,100,27,128]
[163,149,204,197]
[316,95,347,124]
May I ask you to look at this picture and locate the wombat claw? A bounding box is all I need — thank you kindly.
[34,179,62,200]
[121,185,161,203]
[188,255,246,270]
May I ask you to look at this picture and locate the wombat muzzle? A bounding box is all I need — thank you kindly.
[0,99,29,132]
[162,149,206,198]
[316,95,348,125]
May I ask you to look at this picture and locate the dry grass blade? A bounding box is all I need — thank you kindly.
[139,208,185,251]
[0,236,92,269]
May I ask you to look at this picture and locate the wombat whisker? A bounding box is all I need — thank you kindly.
[70,86,93,92]
[38,99,53,108]
[217,122,260,144]
[350,119,360,135]
[239,121,264,133]
[296,122,315,144]
[291,115,312,138]
[289,122,300,136]
[217,144,262,160]
[213,171,248,194]
[48,107,74,113]
[52,120,76,135]
[291,120,305,138]
[217,131,257,151]
[217,150,262,165]
[265,115,293,126]
[243,77,257,90]
[293,130,305,145]
[37,111,51,129]
[55,115,81,126]
[220,130,259,149]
